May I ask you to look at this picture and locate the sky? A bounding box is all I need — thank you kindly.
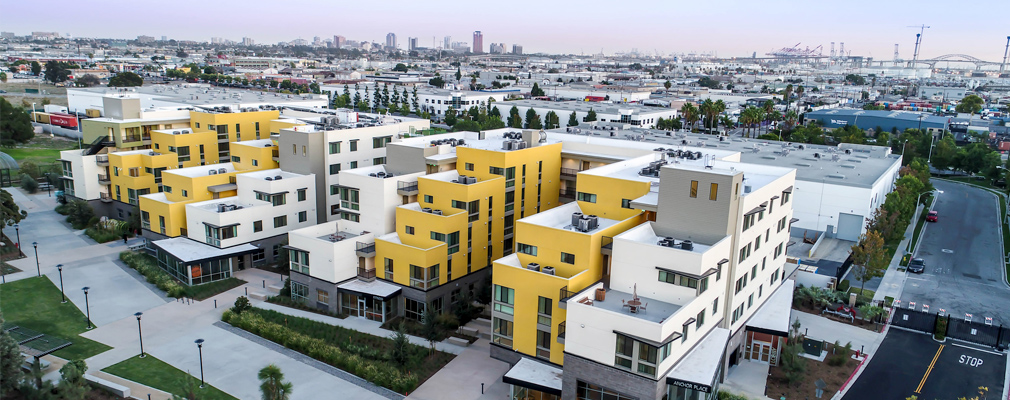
[5,0,1009,62]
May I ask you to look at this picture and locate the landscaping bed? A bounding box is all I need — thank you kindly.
[265,294,347,319]
[222,307,454,394]
[766,341,859,400]
[119,251,246,300]
[0,276,112,360]
[103,355,236,400]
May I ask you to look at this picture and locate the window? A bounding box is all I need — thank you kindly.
[561,252,575,264]
[615,335,634,370]
[516,243,537,256]
[743,214,755,231]
[748,294,754,309]
[297,188,307,202]
[253,220,263,232]
[349,140,358,152]
[384,258,394,280]
[273,215,287,228]
[771,268,780,284]
[373,157,386,165]
[339,187,359,210]
[252,159,259,167]
[465,162,474,171]
[431,231,460,254]
[255,191,287,206]
[349,161,357,169]
[289,249,309,274]
[291,281,308,303]
[302,145,307,156]
[699,276,709,294]
[752,265,757,280]
[372,136,392,149]
[536,330,551,359]
[621,198,633,209]
[755,235,761,250]
[492,317,513,346]
[181,190,188,198]
[409,264,439,289]
[690,180,699,198]
[341,212,360,222]
[317,289,329,304]
[768,199,775,214]
[329,163,341,175]
[298,211,307,223]
[713,297,719,315]
[774,243,784,258]
[231,156,241,162]
[576,192,596,203]
[781,190,791,204]
[204,224,237,246]
[709,183,719,201]
[778,216,787,232]
[759,284,764,298]
[405,298,425,322]
[423,194,433,203]
[614,335,662,377]
[577,381,636,400]
[493,285,515,315]
[681,323,690,343]
[451,200,466,210]
[537,296,552,326]
[637,342,658,375]
[659,270,698,289]
[405,226,415,235]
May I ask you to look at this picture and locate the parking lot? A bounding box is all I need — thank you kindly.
[843,329,1006,400]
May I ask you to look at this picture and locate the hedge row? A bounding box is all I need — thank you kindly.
[119,251,186,298]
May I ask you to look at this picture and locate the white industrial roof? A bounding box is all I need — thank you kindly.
[152,237,257,263]
[502,358,563,395]
[665,327,730,389]
[746,279,796,336]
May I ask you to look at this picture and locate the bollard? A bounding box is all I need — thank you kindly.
[245,287,248,296]
[214,299,217,308]
[481,383,484,394]
[263,280,266,288]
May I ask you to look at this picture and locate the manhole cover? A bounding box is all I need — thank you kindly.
[941,249,954,253]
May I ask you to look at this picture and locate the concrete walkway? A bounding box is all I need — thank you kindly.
[722,360,773,400]
[407,339,509,400]
[791,311,882,356]
[872,201,925,304]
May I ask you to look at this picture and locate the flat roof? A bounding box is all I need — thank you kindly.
[152,237,258,263]
[233,139,276,148]
[616,222,715,254]
[520,202,621,234]
[665,327,730,391]
[746,279,796,337]
[167,163,236,178]
[502,358,563,396]
[503,99,674,116]
[71,85,326,108]
[593,287,682,323]
[337,278,401,299]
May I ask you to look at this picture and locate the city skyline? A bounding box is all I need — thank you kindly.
[3,0,1009,61]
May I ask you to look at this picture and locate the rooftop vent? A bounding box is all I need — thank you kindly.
[527,263,541,272]
[209,170,218,175]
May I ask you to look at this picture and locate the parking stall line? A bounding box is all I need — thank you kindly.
[916,345,944,394]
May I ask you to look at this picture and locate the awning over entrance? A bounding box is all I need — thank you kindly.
[665,327,730,394]
[502,357,563,396]
[152,237,258,264]
[337,278,402,299]
[746,279,795,337]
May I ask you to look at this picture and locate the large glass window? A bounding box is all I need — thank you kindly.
[492,317,513,346]
[493,285,515,315]
[405,298,425,322]
[577,381,636,400]
[516,243,537,256]
[576,192,597,203]
[289,249,309,274]
[536,330,551,359]
[290,281,308,303]
[409,264,439,289]
[537,296,552,326]
[329,141,341,154]
[339,187,360,210]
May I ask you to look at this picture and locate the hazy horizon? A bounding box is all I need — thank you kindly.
[6,0,1009,61]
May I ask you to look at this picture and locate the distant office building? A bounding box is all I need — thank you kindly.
[451,42,470,53]
[489,43,505,54]
[334,35,346,49]
[1,32,14,39]
[443,36,451,50]
[409,37,418,51]
[473,31,483,54]
[137,35,155,43]
[242,37,255,46]
[32,32,59,41]
[161,36,167,41]
[512,44,523,55]
[313,36,322,46]
[385,33,397,50]
[211,37,223,44]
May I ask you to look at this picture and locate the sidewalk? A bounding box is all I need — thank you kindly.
[406,339,509,400]
[872,202,924,304]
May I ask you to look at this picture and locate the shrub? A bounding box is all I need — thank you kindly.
[388,324,410,366]
[20,174,38,193]
[233,296,252,314]
[718,391,750,400]
[934,315,948,340]
[119,251,186,297]
[64,200,95,230]
[836,279,851,293]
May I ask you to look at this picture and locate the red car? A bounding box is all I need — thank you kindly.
[926,210,938,222]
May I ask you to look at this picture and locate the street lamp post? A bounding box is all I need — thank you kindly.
[13,223,20,250]
[82,287,92,329]
[135,312,145,358]
[56,264,66,303]
[195,339,206,388]
[32,241,40,276]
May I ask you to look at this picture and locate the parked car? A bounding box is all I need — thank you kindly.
[908,258,925,273]
[926,210,938,222]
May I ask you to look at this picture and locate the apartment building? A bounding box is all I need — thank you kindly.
[286,130,563,322]
[491,152,798,400]
[150,168,316,285]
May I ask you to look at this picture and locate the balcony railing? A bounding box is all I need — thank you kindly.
[559,191,576,200]
[355,241,376,258]
[560,168,580,177]
[397,181,419,194]
[123,134,142,143]
[560,285,577,301]
[99,193,112,202]
[95,155,109,165]
[601,235,614,255]
[357,267,376,280]
[97,174,110,185]
[557,321,566,343]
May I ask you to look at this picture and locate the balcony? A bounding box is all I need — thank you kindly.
[123,134,143,143]
[97,174,111,185]
[601,235,613,256]
[558,191,576,202]
[99,193,113,203]
[357,267,376,281]
[355,241,376,258]
[557,321,566,345]
[560,168,580,180]
[558,285,578,309]
[95,155,109,166]
[397,181,419,196]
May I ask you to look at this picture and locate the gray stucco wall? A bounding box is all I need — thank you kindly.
[561,352,666,400]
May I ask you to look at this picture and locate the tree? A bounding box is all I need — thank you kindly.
[452,120,481,132]
[21,174,38,193]
[0,314,24,394]
[444,107,458,126]
[0,72,7,83]
[507,106,523,128]
[844,74,866,85]
[680,103,699,132]
[43,61,72,83]
[421,308,442,354]
[388,323,411,365]
[585,108,597,122]
[544,111,560,129]
[930,134,958,171]
[108,71,144,87]
[30,61,41,75]
[258,364,293,400]
[663,80,671,92]
[57,360,89,400]
[1,97,35,144]
[74,74,101,87]
[530,82,545,97]
[429,74,445,88]
[232,296,252,314]
[850,231,887,296]
[956,94,984,116]
[172,374,202,400]
[392,63,409,72]
[567,111,579,127]
[525,108,542,129]
[455,67,462,82]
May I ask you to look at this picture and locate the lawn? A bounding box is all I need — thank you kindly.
[0,276,112,360]
[102,355,237,400]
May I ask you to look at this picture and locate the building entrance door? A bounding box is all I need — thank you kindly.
[357,298,366,317]
[751,341,771,363]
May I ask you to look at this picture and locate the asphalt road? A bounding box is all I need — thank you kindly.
[843,329,1006,400]
[900,179,1010,325]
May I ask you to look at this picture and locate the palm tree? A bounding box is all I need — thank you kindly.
[713,100,727,133]
[782,84,794,113]
[795,85,805,110]
[699,99,714,133]
[680,103,699,132]
[258,364,293,400]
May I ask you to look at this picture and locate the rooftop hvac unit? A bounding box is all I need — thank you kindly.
[218,168,226,173]
[587,215,599,230]
[274,176,282,180]
[502,141,511,150]
[466,176,477,184]
[657,239,670,246]
[458,174,467,182]
[542,266,556,275]
[217,204,227,212]
[680,240,693,251]
[571,212,583,227]
[377,172,386,177]
[432,209,443,215]
[527,263,541,272]
[369,173,378,177]
[265,177,273,181]
[458,139,465,146]
[422,207,432,213]
[209,170,218,175]
[149,151,156,156]
[814,153,820,158]
[577,217,591,232]
[798,144,806,150]
[845,149,852,154]
[744,185,752,193]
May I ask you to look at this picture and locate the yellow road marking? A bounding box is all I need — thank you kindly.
[916,345,944,394]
